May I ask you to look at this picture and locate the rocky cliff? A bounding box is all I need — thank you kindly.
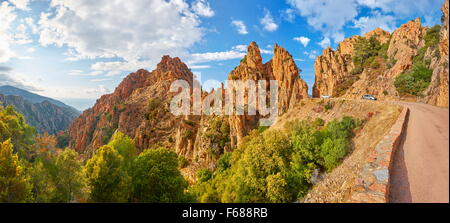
[68,56,194,155]
[228,42,309,148]
[313,0,448,107]
[68,42,309,180]
[422,0,449,107]
[0,94,79,134]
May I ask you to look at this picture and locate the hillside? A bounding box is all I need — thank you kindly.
[269,99,402,202]
[312,0,449,107]
[0,93,80,134]
[68,42,309,171]
[0,85,80,113]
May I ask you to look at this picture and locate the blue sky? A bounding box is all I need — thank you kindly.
[0,0,445,110]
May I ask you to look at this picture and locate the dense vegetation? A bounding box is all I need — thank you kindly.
[395,25,440,96]
[0,106,35,160]
[352,36,383,73]
[1,105,361,203]
[337,36,388,96]
[0,106,191,203]
[191,117,361,203]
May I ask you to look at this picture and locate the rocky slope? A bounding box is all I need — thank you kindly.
[421,0,449,107]
[0,94,80,134]
[313,0,449,107]
[68,42,309,180]
[227,42,308,148]
[68,56,194,156]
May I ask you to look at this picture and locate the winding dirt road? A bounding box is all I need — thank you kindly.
[389,102,449,203]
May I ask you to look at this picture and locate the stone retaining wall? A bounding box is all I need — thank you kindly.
[349,107,409,203]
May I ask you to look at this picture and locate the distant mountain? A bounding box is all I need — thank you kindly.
[0,86,81,134]
[0,85,80,113]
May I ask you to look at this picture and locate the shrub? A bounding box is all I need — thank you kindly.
[178,155,188,168]
[324,101,334,111]
[216,152,231,172]
[56,132,70,149]
[184,120,196,127]
[370,60,380,69]
[197,169,213,183]
[130,148,189,202]
[353,36,382,68]
[394,63,433,96]
[182,130,194,139]
[190,117,360,203]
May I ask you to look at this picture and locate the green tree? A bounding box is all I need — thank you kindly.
[84,145,129,202]
[0,140,32,202]
[28,159,55,203]
[52,149,85,202]
[0,106,35,159]
[130,148,189,203]
[107,131,137,165]
[197,169,213,183]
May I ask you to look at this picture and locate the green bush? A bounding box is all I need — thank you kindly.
[190,117,360,203]
[353,36,382,68]
[197,169,213,183]
[178,155,188,168]
[130,148,189,202]
[394,63,433,96]
[216,152,231,172]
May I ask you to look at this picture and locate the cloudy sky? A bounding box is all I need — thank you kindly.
[0,0,445,110]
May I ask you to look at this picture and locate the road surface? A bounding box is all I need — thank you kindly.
[389,102,449,203]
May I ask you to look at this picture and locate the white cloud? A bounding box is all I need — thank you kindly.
[318,37,331,48]
[293,36,311,47]
[192,0,215,17]
[288,0,444,44]
[90,60,153,73]
[281,8,296,23]
[232,45,248,52]
[189,51,246,64]
[287,0,357,44]
[90,78,113,82]
[24,17,38,34]
[14,23,32,45]
[231,20,248,35]
[68,70,104,76]
[106,70,122,77]
[38,0,204,70]
[26,47,35,53]
[304,50,318,59]
[0,2,17,63]
[188,44,272,64]
[260,9,278,32]
[353,11,396,34]
[356,0,443,17]
[189,65,211,69]
[8,0,30,11]
[85,85,111,95]
[0,71,43,92]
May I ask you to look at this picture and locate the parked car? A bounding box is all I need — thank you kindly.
[362,94,377,100]
[321,95,330,99]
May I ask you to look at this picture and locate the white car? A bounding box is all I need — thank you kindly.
[362,94,377,100]
[321,95,330,99]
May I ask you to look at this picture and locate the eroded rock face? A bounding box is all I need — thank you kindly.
[68,56,194,155]
[312,30,390,98]
[69,42,309,177]
[313,0,449,107]
[422,0,449,107]
[227,42,309,147]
